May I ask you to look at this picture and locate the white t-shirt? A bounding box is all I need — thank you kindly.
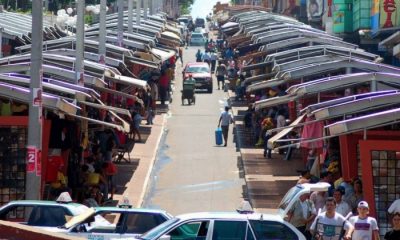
[310,212,352,240]
[220,111,233,126]
[322,201,352,218]
[348,216,378,240]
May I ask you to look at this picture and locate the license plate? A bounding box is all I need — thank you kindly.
[195,83,202,87]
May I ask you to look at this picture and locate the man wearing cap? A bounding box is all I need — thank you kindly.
[349,201,380,240]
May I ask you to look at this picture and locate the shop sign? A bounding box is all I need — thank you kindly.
[380,0,400,28]
[307,0,324,19]
[26,146,41,176]
[33,88,42,107]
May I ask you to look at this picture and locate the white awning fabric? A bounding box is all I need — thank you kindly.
[68,114,128,132]
[151,47,176,62]
[161,31,181,41]
[222,21,239,29]
[268,114,306,149]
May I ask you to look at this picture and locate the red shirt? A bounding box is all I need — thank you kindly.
[159,74,169,87]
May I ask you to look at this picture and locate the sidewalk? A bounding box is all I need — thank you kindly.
[113,109,166,207]
[228,90,304,212]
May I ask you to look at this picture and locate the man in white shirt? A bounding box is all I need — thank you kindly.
[202,51,211,66]
[218,106,233,147]
[349,201,380,240]
[310,197,353,240]
[322,187,352,217]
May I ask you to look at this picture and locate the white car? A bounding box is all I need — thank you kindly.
[45,206,172,240]
[134,183,330,240]
[0,200,89,228]
[190,33,206,46]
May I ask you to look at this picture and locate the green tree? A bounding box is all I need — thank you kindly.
[179,0,194,15]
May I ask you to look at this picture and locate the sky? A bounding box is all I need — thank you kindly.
[190,0,230,19]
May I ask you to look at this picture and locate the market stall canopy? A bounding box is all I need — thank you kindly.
[253,72,400,110]
[267,114,306,149]
[255,29,342,45]
[0,82,77,114]
[327,107,400,136]
[259,36,358,53]
[0,11,65,44]
[161,31,181,41]
[107,74,148,89]
[248,58,400,91]
[151,47,176,62]
[265,45,382,63]
[312,91,400,121]
[222,21,239,29]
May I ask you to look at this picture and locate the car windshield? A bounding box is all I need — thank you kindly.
[191,34,203,38]
[278,185,304,213]
[186,66,209,73]
[139,217,180,240]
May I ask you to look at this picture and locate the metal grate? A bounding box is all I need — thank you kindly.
[0,126,27,206]
[371,150,400,236]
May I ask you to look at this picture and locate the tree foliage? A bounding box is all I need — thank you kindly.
[179,0,194,15]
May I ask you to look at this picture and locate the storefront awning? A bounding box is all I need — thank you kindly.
[67,113,128,132]
[327,107,400,136]
[161,31,181,41]
[222,21,239,29]
[78,101,131,118]
[106,74,148,89]
[267,114,306,149]
[0,82,78,114]
[125,56,160,69]
[93,85,140,102]
[313,91,400,121]
[151,47,176,62]
[253,72,400,111]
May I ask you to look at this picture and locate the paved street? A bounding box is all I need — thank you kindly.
[142,46,246,215]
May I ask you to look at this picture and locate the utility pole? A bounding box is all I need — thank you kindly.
[0,27,3,58]
[99,0,107,62]
[149,0,153,15]
[128,0,134,33]
[144,0,148,20]
[136,0,141,25]
[117,0,124,47]
[26,0,43,200]
[75,0,85,85]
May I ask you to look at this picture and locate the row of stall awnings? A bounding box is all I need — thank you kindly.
[0,62,141,133]
[263,74,400,148]
[246,58,400,92]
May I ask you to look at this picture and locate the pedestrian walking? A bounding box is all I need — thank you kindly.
[196,49,203,62]
[178,47,183,65]
[348,201,380,240]
[287,193,316,240]
[310,197,353,240]
[202,50,211,66]
[210,51,217,73]
[159,70,169,106]
[385,212,400,240]
[218,106,233,147]
[215,62,227,90]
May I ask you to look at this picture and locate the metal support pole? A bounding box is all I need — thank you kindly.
[117,0,124,46]
[26,0,43,201]
[149,0,153,15]
[144,0,148,20]
[136,0,141,25]
[75,0,85,85]
[99,0,107,61]
[128,0,133,33]
[0,27,3,58]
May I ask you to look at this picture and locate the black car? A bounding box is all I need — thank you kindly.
[195,18,205,28]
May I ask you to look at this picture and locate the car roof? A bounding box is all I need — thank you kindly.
[186,62,209,67]
[1,200,84,208]
[94,206,170,215]
[175,212,284,222]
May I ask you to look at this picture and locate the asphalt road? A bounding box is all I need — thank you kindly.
[142,45,246,215]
